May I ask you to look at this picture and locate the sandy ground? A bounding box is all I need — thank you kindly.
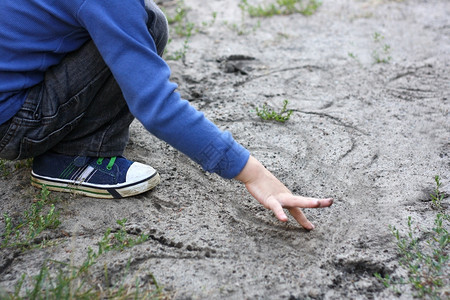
[1,0,449,299]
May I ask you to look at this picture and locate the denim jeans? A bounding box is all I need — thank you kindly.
[0,0,168,160]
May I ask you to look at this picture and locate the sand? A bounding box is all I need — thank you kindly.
[1,0,449,299]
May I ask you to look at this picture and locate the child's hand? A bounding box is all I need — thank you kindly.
[235,156,333,230]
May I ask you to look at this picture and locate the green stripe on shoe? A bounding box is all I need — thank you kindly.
[59,163,76,179]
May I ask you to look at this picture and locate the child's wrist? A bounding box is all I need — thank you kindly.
[235,156,263,184]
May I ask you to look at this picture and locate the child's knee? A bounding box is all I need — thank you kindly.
[144,0,169,57]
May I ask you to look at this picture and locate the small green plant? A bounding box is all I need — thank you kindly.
[14,158,33,170]
[375,213,449,299]
[0,159,11,178]
[240,0,321,17]
[224,5,261,37]
[431,175,445,210]
[173,19,195,38]
[256,99,293,122]
[201,11,218,28]
[97,218,149,253]
[163,0,196,61]
[165,0,188,25]
[1,186,60,250]
[225,20,261,36]
[372,32,391,64]
[0,158,33,178]
[165,35,191,61]
[348,52,358,59]
[2,219,162,299]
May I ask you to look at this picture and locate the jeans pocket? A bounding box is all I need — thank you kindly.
[16,113,85,160]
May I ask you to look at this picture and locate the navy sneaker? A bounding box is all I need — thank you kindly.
[31,152,160,199]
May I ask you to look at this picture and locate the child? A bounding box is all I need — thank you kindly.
[0,0,332,230]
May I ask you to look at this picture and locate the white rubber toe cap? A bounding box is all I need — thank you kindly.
[126,162,157,183]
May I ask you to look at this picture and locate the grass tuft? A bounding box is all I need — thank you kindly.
[1,218,165,299]
[163,0,195,61]
[1,186,61,250]
[256,99,293,122]
[372,32,391,64]
[97,218,150,253]
[431,175,445,210]
[375,177,449,299]
[239,0,321,17]
[0,158,33,179]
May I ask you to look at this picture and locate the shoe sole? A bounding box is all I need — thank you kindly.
[30,172,160,199]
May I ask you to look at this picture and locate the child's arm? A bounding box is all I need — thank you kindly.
[235,156,333,230]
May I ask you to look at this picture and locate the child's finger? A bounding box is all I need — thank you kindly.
[288,207,314,230]
[280,194,334,209]
[267,196,288,222]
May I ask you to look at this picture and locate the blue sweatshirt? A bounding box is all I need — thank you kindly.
[0,0,249,179]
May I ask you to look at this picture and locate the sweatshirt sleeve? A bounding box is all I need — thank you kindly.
[76,0,249,179]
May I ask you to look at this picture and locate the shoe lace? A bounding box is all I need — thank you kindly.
[96,157,117,170]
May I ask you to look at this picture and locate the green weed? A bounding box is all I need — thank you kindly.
[0,159,10,178]
[1,219,163,299]
[97,218,149,253]
[375,212,449,299]
[372,32,391,64]
[348,52,358,59]
[165,1,216,35]
[239,0,322,17]
[165,0,188,25]
[1,186,61,250]
[164,6,217,60]
[431,175,445,210]
[14,158,33,170]
[256,99,293,122]
[165,35,192,61]
[0,158,33,179]
[173,19,195,38]
[224,19,261,36]
[163,0,195,61]
[201,12,218,28]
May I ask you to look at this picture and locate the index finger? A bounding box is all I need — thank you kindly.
[279,194,334,209]
[288,207,314,230]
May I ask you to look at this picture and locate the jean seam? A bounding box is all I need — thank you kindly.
[0,120,19,153]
